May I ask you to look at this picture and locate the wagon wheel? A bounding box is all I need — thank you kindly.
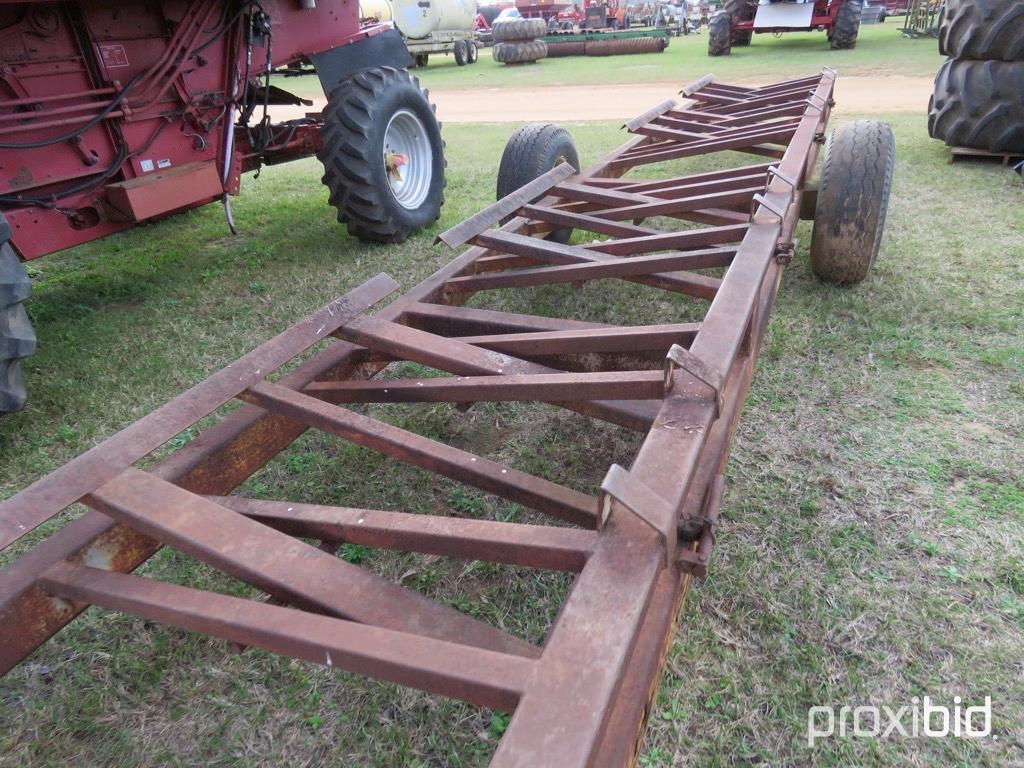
[496,123,580,244]
[809,120,895,284]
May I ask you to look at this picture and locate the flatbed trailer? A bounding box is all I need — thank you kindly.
[0,68,895,766]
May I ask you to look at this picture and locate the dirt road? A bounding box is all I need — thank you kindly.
[271,75,933,123]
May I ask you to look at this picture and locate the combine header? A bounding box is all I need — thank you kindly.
[0,69,895,766]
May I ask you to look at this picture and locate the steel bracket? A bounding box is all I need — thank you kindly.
[663,343,724,417]
[676,474,725,578]
[749,193,787,223]
[773,241,796,266]
[767,165,798,192]
[599,464,676,566]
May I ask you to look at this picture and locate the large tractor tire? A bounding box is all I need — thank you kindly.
[0,215,36,413]
[928,58,1024,152]
[497,123,580,244]
[319,67,446,244]
[724,0,754,45]
[809,120,895,284]
[492,18,547,42]
[708,11,733,56]
[938,0,1024,61]
[829,0,863,49]
[493,39,548,64]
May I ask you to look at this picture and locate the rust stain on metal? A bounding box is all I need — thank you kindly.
[0,71,836,767]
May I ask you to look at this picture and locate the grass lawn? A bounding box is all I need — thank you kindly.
[275,23,944,99]
[1,108,1022,767]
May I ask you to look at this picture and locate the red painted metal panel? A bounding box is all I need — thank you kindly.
[104,160,223,221]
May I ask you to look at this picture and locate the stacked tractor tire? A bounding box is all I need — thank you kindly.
[928,0,1024,154]
[492,18,548,64]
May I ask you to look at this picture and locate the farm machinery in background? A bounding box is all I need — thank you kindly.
[516,0,677,57]
[360,0,480,68]
[0,0,449,413]
[708,0,863,55]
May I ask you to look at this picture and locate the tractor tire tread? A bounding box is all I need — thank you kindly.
[831,0,863,49]
[938,0,1024,60]
[318,67,446,244]
[492,18,547,42]
[493,39,548,63]
[0,216,35,413]
[708,11,732,55]
[927,58,1024,153]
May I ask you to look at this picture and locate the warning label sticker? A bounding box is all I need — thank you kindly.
[98,44,129,69]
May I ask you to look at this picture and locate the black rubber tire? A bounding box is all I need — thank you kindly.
[830,0,863,49]
[492,18,547,42]
[466,39,479,63]
[318,67,446,244]
[454,39,468,65]
[722,0,755,44]
[0,215,35,413]
[493,39,548,63]
[724,0,756,21]
[928,58,1024,152]
[809,120,895,284]
[496,123,580,244]
[413,53,429,68]
[938,0,1024,61]
[708,12,732,55]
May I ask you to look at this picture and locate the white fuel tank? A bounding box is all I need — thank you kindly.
[362,0,476,38]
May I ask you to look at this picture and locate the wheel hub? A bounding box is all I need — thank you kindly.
[383,109,432,210]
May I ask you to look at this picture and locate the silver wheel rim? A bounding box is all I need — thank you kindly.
[383,109,433,210]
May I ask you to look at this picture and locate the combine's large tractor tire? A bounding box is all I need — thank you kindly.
[829,0,863,49]
[725,0,755,44]
[0,215,35,413]
[708,12,733,55]
[809,120,895,284]
[497,123,580,244]
[454,39,468,65]
[938,0,1024,61]
[319,67,446,244]
[928,58,1024,152]
[492,18,547,42]
[493,39,548,64]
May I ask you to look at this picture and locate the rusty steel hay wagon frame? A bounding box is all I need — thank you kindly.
[1,70,839,766]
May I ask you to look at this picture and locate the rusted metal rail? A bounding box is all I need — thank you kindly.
[0,70,835,766]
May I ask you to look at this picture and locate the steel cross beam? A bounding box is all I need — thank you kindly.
[0,70,835,767]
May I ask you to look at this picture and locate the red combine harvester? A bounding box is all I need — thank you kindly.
[0,0,447,412]
[709,0,863,55]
